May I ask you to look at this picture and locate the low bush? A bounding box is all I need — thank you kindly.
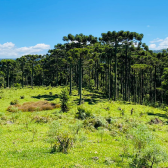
[53,132,74,153]
[129,124,167,168]
[33,115,50,123]
[94,117,107,129]
[14,83,21,88]
[48,121,74,153]
[106,116,113,124]
[10,99,19,105]
[84,116,107,129]
[20,95,25,99]
[75,106,92,120]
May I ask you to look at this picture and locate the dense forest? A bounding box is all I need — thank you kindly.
[1,30,168,105]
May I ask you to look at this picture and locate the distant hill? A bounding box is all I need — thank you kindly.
[0,58,16,61]
[153,49,167,53]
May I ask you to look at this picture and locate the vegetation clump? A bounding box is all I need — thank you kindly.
[20,95,25,99]
[48,121,74,154]
[129,124,167,168]
[10,99,19,105]
[7,101,60,112]
[60,89,69,112]
[75,106,92,120]
[83,116,107,129]
[33,115,50,123]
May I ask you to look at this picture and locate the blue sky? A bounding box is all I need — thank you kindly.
[0,0,168,58]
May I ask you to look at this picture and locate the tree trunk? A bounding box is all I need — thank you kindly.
[7,64,9,88]
[154,66,156,103]
[69,64,72,95]
[79,56,82,104]
[95,62,96,88]
[31,63,34,88]
[89,67,90,87]
[114,43,117,100]
[22,63,24,88]
[97,60,99,90]
[125,44,128,101]
[108,56,111,100]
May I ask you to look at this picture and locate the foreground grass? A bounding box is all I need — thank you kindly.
[0,86,168,168]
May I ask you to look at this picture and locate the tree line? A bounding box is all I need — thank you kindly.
[1,30,168,105]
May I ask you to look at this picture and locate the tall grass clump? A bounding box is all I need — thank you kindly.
[75,105,92,120]
[47,121,74,153]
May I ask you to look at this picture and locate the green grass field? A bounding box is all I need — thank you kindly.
[0,86,168,168]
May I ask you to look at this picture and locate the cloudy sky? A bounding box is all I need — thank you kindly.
[0,0,168,58]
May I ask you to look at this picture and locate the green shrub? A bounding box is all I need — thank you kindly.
[106,116,114,124]
[104,157,114,165]
[130,143,167,168]
[14,83,21,88]
[129,124,167,168]
[20,95,25,99]
[75,106,92,120]
[60,89,69,112]
[84,116,107,129]
[10,99,19,105]
[93,117,107,129]
[53,131,74,153]
[33,116,49,123]
[48,121,74,153]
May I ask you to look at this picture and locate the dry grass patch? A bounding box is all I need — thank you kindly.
[7,101,60,112]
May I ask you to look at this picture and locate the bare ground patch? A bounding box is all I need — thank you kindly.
[7,101,60,112]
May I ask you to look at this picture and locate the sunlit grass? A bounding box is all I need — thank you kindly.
[0,86,168,167]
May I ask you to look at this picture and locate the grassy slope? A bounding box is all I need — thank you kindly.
[0,86,168,168]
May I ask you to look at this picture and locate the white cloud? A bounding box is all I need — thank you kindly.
[150,38,163,43]
[0,42,50,58]
[0,42,15,49]
[149,37,168,50]
[149,44,156,49]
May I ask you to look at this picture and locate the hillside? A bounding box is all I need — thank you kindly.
[153,49,167,53]
[0,86,168,168]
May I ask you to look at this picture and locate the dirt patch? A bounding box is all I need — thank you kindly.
[7,101,60,112]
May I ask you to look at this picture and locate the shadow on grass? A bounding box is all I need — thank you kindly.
[32,94,59,101]
[73,98,100,105]
[147,112,168,119]
[74,92,107,105]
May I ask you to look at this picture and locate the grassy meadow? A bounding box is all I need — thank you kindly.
[0,86,168,168]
